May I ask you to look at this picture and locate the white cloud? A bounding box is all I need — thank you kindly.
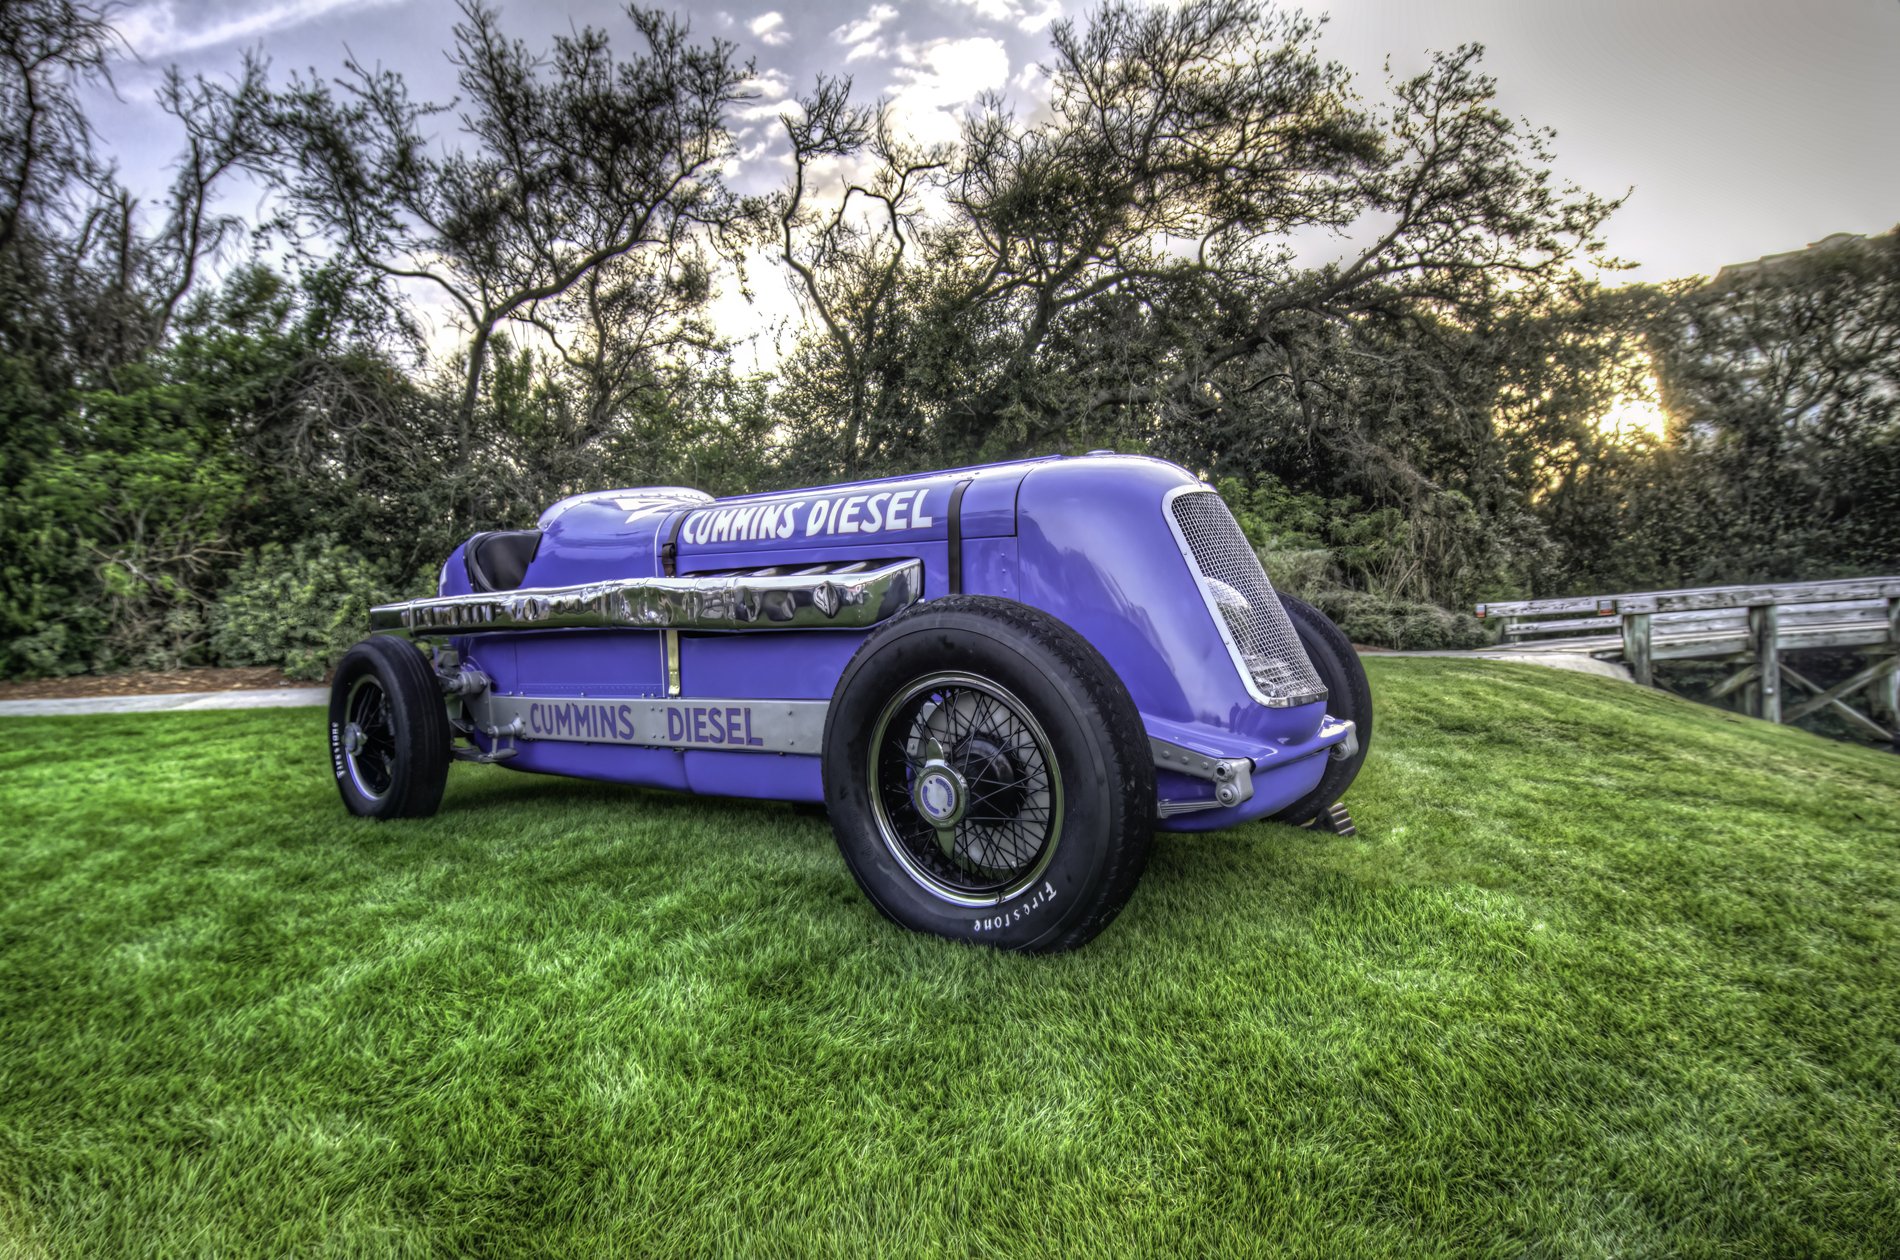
[845,38,887,63]
[748,12,792,46]
[1012,60,1051,100]
[947,0,1016,20]
[887,36,1010,145]
[731,97,802,123]
[113,0,398,57]
[890,37,1009,110]
[942,0,1063,33]
[1015,1,1063,34]
[739,69,793,100]
[729,67,798,122]
[833,4,899,45]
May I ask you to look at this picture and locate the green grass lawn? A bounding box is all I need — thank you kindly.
[2,659,1897,1258]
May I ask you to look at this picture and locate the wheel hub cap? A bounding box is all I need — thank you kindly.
[913,762,966,828]
[342,722,367,755]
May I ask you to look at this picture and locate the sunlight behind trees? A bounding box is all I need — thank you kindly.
[1598,394,1669,442]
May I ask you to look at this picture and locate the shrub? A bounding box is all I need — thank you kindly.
[209,537,399,680]
[1257,547,1334,600]
[1306,589,1490,652]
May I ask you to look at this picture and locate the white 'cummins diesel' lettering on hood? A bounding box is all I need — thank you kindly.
[679,479,946,549]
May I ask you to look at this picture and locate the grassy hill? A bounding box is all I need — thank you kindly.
[2,659,1896,1257]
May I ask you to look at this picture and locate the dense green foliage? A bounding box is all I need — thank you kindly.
[1,0,1893,678]
[1308,589,1490,652]
[208,536,405,680]
[2,660,1896,1254]
[1214,474,1491,649]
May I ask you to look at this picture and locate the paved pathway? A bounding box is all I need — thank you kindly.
[0,688,328,717]
[0,649,1629,719]
[1376,650,1634,683]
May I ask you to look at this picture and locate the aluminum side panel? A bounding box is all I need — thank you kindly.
[680,632,866,699]
[490,741,690,792]
[684,751,824,803]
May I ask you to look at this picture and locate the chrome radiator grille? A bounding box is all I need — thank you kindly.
[1167,489,1327,706]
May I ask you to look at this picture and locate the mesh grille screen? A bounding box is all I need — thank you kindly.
[1170,490,1326,702]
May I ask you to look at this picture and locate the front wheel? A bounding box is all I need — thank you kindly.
[1268,592,1373,827]
[328,636,451,820]
[823,596,1154,953]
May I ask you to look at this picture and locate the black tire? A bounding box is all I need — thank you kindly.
[328,636,451,820]
[823,595,1155,953]
[1269,592,1374,827]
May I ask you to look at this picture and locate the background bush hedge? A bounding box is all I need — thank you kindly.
[208,537,404,681]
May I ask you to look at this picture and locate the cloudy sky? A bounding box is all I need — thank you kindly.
[89,0,1900,350]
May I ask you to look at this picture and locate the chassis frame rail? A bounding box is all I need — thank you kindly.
[371,559,924,638]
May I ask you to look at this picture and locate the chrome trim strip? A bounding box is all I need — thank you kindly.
[466,693,828,754]
[1160,484,1327,709]
[370,559,923,638]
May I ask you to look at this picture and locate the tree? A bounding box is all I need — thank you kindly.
[770,78,951,479]
[1,1,287,676]
[770,0,1620,494]
[1,0,275,383]
[271,1,756,471]
[0,0,114,263]
[1645,229,1900,581]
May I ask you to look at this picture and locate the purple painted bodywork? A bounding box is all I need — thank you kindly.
[446,454,1347,829]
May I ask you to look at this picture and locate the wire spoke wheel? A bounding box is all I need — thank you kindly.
[869,672,1065,906]
[328,635,451,821]
[342,674,399,801]
[825,596,1152,952]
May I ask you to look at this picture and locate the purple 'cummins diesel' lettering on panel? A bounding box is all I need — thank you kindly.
[668,707,685,741]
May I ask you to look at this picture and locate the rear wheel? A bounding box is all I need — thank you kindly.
[328,636,451,820]
[1269,593,1373,827]
[823,596,1154,953]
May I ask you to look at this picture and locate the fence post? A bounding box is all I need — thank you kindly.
[1877,598,1900,739]
[1749,603,1781,723]
[1621,612,1653,686]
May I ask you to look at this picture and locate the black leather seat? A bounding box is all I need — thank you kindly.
[465,530,542,592]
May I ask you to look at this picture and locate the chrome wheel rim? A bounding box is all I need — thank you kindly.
[868,672,1064,907]
[343,674,398,801]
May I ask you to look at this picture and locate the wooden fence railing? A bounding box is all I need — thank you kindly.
[1475,577,1900,743]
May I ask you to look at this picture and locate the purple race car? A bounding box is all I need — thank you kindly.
[329,453,1370,951]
